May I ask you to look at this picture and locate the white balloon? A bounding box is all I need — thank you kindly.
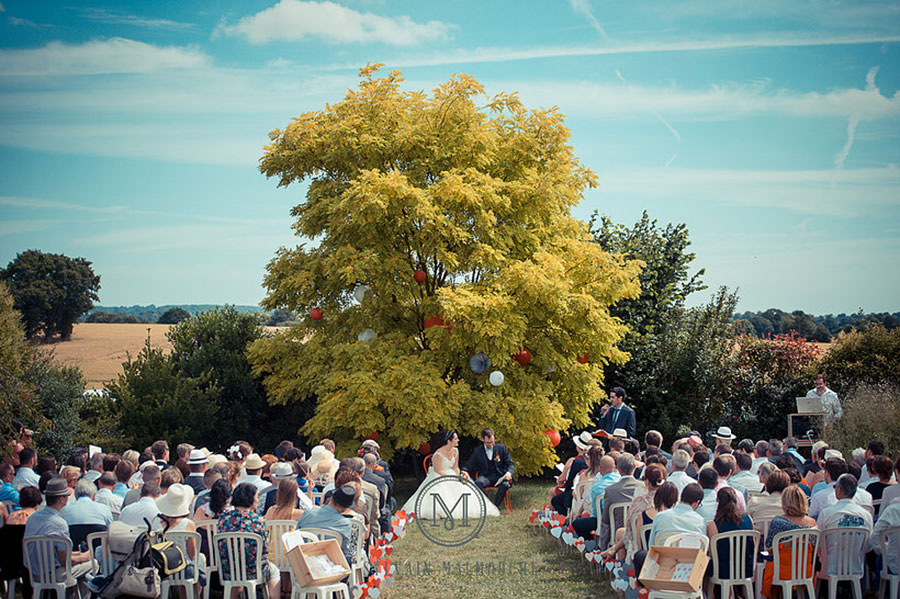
[358,328,376,342]
[353,284,370,303]
[489,370,504,386]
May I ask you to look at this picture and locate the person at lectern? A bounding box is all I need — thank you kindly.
[806,373,842,429]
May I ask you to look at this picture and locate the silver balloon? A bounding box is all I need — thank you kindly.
[358,328,376,342]
[489,370,505,386]
[353,284,370,303]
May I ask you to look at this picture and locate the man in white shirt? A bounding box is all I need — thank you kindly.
[713,455,746,512]
[750,440,769,475]
[648,483,706,546]
[807,373,842,428]
[869,501,900,579]
[59,480,113,526]
[696,469,719,524]
[119,482,162,528]
[13,448,39,490]
[818,474,873,576]
[811,462,872,520]
[83,453,104,484]
[239,454,271,494]
[668,450,695,495]
[729,452,764,500]
[94,472,124,513]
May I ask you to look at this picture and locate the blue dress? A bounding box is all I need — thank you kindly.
[713,514,754,579]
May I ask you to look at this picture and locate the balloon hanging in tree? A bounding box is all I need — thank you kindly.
[310,308,324,321]
[544,430,561,447]
[414,269,427,284]
[577,354,589,364]
[365,431,379,442]
[489,371,505,386]
[513,348,532,366]
[423,315,444,329]
[417,442,431,455]
[469,353,491,374]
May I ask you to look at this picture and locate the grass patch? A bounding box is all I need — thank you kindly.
[383,477,615,599]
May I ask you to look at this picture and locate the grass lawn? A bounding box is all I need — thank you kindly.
[383,477,616,599]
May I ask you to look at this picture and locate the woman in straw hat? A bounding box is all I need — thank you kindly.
[157,483,204,594]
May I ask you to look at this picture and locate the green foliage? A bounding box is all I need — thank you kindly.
[157,307,191,324]
[264,308,299,326]
[720,331,820,442]
[828,382,900,458]
[85,311,146,324]
[76,391,128,454]
[249,66,641,474]
[109,340,220,450]
[1,249,101,341]
[28,352,84,462]
[817,323,900,392]
[733,309,831,342]
[0,281,42,459]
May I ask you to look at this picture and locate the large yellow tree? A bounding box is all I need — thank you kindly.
[249,65,641,474]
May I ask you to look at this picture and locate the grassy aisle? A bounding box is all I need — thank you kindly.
[383,478,616,599]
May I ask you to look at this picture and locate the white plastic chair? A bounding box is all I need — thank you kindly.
[607,501,631,550]
[85,531,115,577]
[346,519,368,585]
[876,524,900,599]
[266,520,299,583]
[311,491,324,507]
[216,532,267,599]
[22,536,82,599]
[638,523,653,552]
[569,477,593,520]
[706,529,760,599]
[162,531,202,599]
[195,520,218,599]
[771,528,820,599]
[818,526,870,599]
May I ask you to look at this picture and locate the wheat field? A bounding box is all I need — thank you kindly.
[41,323,175,389]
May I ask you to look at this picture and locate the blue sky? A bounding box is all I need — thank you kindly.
[1,1,898,314]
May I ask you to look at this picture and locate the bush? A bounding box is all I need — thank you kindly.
[157,307,191,324]
[28,352,84,462]
[85,311,145,324]
[828,382,900,458]
[817,323,900,392]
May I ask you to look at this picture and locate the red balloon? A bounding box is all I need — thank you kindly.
[310,308,323,321]
[577,353,589,364]
[424,315,444,329]
[365,431,379,441]
[544,429,561,447]
[417,442,431,455]
[414,270,427,284]
[514,348,532,366]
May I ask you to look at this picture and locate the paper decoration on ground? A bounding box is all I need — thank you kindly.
[353,284,370,303]
[310,307,323,320]
[513,348,531,366]
[489,370,504,386]
[469,352,491,374]
[358,328,376,342]
[414,269,427,283]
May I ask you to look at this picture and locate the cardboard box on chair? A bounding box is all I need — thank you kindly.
[282,532,350,587]
[638,546,709,592]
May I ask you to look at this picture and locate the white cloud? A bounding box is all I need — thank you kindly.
[370,33,900,69]
[568,0,606,36]
[0,38,209,76]
[218,0,452,45]
[501,76,900,122]
[596,165,900,217]
[77,8,193,30]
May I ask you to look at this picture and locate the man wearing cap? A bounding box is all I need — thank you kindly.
[807,373,842,429]
[550,431,591,515]
[185,449,209,494]
[261,462,313,515]
[24,477,93,594]
[297,484,356,563]
[598,387,636,439]
[712,426,736,448]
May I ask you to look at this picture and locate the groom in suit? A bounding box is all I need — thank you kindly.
[462,428,514,509]
[598,387,636,439]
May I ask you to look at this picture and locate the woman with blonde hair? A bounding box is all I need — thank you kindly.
[265,478,304,522]
[760,485,817,598]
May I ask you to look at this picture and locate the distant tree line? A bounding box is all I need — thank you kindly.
[733,309,900,342]
[82,305,297,326]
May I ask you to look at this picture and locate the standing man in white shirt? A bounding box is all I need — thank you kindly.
[807,373,843,430]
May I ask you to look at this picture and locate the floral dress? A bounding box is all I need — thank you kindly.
[217,507,270,578]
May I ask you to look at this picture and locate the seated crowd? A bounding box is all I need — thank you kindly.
[549,426,899,597]
[1,429,396,597]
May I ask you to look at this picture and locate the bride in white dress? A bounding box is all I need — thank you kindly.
[402,431,500,519]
